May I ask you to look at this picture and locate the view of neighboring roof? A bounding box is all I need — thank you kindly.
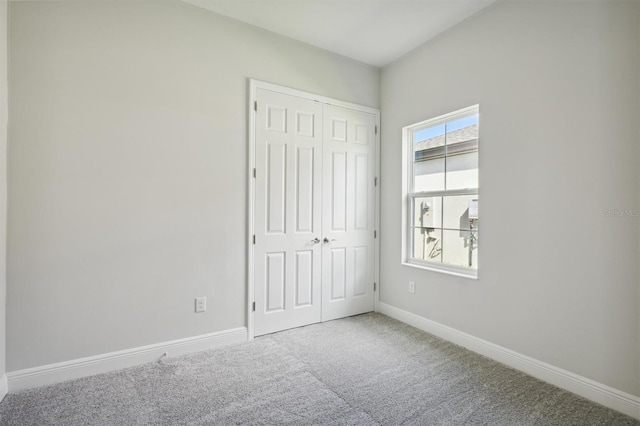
[414,124,478,153]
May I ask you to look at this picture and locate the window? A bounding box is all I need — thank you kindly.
[402,105,479,278]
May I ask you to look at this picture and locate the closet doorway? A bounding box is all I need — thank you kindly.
[249,80,380,337]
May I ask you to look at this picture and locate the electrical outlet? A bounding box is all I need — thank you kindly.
[408,281,415,294]
[195,296,207,313]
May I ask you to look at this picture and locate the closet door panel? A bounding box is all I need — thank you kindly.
[321,104,376,321]
[254,88,323,336]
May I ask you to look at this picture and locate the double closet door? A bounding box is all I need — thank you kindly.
[253,86,377,336]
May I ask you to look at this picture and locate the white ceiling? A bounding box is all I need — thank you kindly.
[182,0,498,67]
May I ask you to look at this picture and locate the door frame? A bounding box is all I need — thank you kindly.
[247,79,381,339]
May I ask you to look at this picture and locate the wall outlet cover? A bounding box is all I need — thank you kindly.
[195,297,207,313]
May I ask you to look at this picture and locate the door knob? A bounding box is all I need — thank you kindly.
[311,238,321,244]
[323,238,337,243]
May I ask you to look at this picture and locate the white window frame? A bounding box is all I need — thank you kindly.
[401,105,479,279]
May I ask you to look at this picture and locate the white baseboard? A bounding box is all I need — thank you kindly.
[7,327,247,392]
[376,302,640,420]
[0,374,7,402]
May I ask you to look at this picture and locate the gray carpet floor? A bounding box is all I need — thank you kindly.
[0,313,638,425]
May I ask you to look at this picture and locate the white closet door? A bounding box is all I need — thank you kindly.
[321,104,376,321]
[254,88,323,336]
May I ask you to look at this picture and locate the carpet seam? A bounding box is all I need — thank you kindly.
[266,335,382,426]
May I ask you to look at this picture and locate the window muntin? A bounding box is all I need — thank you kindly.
[404,105,479,276]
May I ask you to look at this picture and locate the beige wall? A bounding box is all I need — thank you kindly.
[380,1,640,396]
[0,0,7,395]
[637,2,640,398]
[7,0,378,371]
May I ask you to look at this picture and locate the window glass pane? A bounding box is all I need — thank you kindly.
[443,195,478,230]
[413,123,445,192]
[445,113,478,191]
[413,124,445,147]
[413,157,445,192]
[412,227,442,263]
[413,196,442,228]
[441,229,478,269]
[446,114,478,147]
[446,150,478,190]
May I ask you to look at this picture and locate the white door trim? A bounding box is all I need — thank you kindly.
[247,79,380,339]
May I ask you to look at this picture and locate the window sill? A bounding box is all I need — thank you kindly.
[402,260,478,280]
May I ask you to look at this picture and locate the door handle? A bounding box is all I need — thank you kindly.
[323,238,337,243]
[311,238,321,244]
